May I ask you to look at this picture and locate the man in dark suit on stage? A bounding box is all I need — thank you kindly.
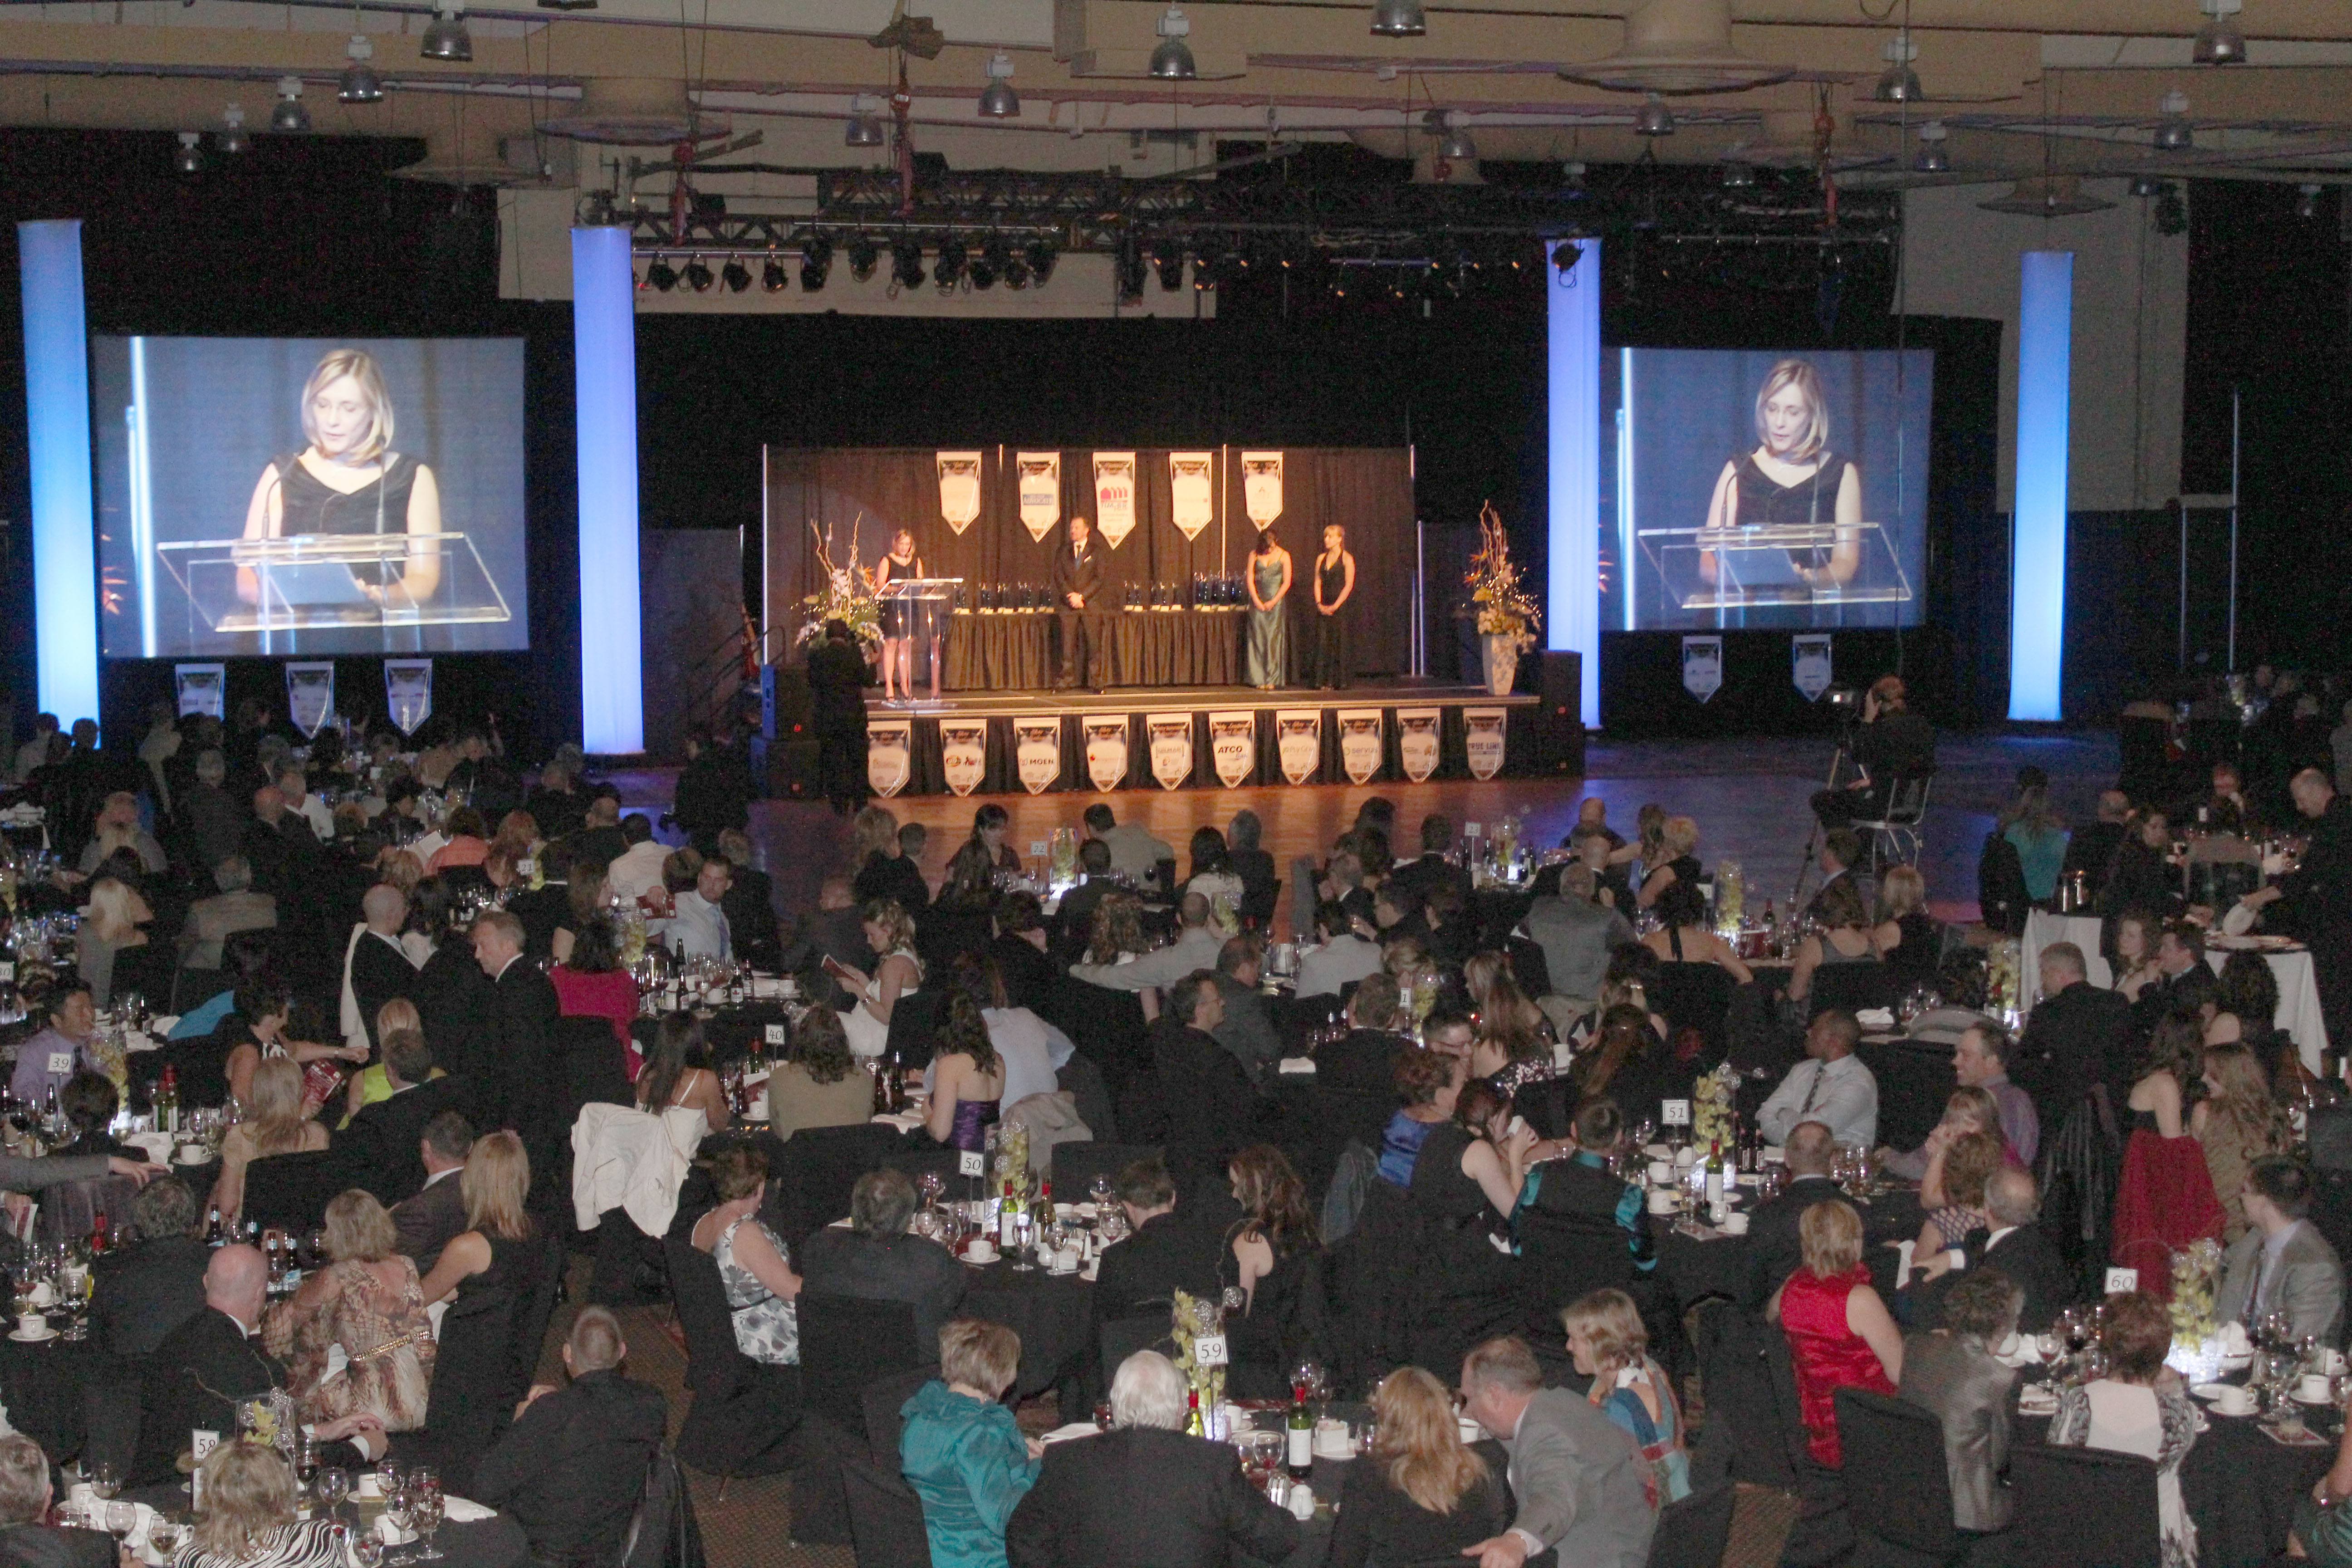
[1054,515,1107,691]
[471,911,560,1185]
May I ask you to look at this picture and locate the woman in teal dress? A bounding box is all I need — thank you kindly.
[900,1318,1040,1568]
[1245,529,1292,690]
[1563,1287,1690,1505]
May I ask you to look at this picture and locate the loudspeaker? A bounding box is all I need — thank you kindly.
[1536,651,1586,776]
[761,664,813,742]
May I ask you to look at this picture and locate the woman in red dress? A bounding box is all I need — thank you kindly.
[2110,1015,2226,1296]
[1769,1200,1902,1468]
[550,913,643,1078]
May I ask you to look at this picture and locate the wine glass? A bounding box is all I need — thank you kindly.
[102,1502,137,1548]
[146,1513,187,1562]
[1088,1172,1115,1210]
[382,1486,416,1567]
[408,1489,446,1562]
[350,1528,385,1568]
[315,1468,349,1519]
[88,1460,119,1501]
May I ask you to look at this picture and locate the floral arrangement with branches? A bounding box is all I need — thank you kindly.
[795,514,885,652]
[1466,500,1540,651]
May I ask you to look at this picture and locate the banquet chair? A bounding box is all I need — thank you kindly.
[1643,1478,1736,1568]
[1055,1053,1117,1145]
[797,1291,925,1444]
[662,1234,800,1480]
[859,1363,943,1467]
[1239,878,1282,934]
[388,1284,516,1496]
[2008,1444,2161,1568]
[840,1451,934,1568]
[1851,774,1933,873]
[772,1124,908,1250]
[1098,1313,1176,1397]
[1048,1143,1164,1204]
[508,1231,570,1400]
[1833,1387,1970,1566]
[240,1149,350,1234]
[1040,979,1150,1093]
[1806,961,1897,1024]
[168,964,225,1015]
[882,989,949,1074]
[1514,1208,1638,1346]
[1651,962,1737,1065]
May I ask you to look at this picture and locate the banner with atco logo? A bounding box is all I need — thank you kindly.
[1462,707,1508,782]
[1276,710,1321,785]
[1337,708,1383,784]
[1208,711,1257,788]
[1084,715,1130,792]
[1147,712,1194,789]
[1396,707,1441,783]
[938,720,988,797]
[1013,715,1063,795]
[867,716,913,798]
[1093,452,1138,549]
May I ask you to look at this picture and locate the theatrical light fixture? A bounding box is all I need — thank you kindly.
[1634,94,1674,137]
[683,255,715,292]
[1004,254,1031,290]
[1719,157,1755,188]
[2194,0,2246,65]
[271,77,310,132]
[2298,182,2323,220]
[848,235,880,281]
[338,35,384,105]
[1915,120,1950,173]
[762,256,789,292]
[173,132,205,174]
[934,237,968,290]
[1552,241,1583,277]
[1436,111,1477,163]
[1150,5,1196,80]
[978,52,1019,118]
[2154,91,2194,152]
[1873,30,1922,103]
[2130,174,2163,197]
[2154,184,2188,234]
[720,257,752,293]
[216,104,250,155]
[800,235,832,290]
[1562,160,1586,191]
[1192,255,1214,292]
[976,236,1012,289]
[1026,237,1057,284]
[845,94,885,147]
[645,257,678,290]
[420,0,471,61]
[1115,239,1146,302]
[889,239,926,290]
[1369,0,1425,38]
[1154,247,1184,290]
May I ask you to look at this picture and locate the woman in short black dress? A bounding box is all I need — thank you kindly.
[1312,524,1356,689]
[873,528,925,702]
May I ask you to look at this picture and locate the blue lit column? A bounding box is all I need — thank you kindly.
[573,225,644,755]
[19,220,98,726]
[2009,250,2073,722]
[1546,238,1601,727]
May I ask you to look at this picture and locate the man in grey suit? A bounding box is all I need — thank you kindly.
[177,856,276,970]
[1458,1337,1656,1568]
[1899,1269,2021,1534]
[2216,1156,2346,1346]
[1520,864,1636,1004]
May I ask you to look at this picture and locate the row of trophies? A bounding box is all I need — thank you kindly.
[959,575,1251,612]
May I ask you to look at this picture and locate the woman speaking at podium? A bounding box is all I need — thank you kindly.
[1699,358,1860,593]
[237,348,443,608]
[873,527,926,702]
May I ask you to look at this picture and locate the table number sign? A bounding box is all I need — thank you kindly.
[959,1151,986,1179]
[1661,1099,1692,1127]
[2104,1267,2139,1295]
[764,1025,787,1047]
[1192,1334,1230,1368]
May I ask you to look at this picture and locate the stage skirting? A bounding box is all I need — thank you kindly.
[946,608,1240,689]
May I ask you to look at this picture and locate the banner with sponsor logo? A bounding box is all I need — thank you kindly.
[383,660,433,736]
[1013,715,1063,795]
[1793,634,1833,701]
[939,720,989,797]
[1093,453,1138,549]
[1337,708,1383,784]
[1084,715,1130,793]
[1015,451,1060,542]
[1397,707,1442,783]
[1208,711,1257,788]
[1463,706,1508,781]
[1276,710,1322,785]
[1169,452,1215,541]
[936,451,983,534]
[1241,451,1284,527]
[867,717,913,798]
[174,662,226,720]
[284,662,335,738]
[1147,712,1194,789]
[1682,636,1723,703]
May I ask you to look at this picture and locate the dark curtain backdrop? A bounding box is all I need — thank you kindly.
[767,447,1415,680]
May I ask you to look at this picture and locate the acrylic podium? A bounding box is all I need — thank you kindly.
[154,534,513,640]
[878,578,962,701]
[1635,521,1914,621]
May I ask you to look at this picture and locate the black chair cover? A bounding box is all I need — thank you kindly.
[1045,1143,1165,1204]
[797,1292,924,1443]
[2009,1444,2161,1568]
[388,1284,515,1496]
[662,1235,799,1478]
[1643,1478,1737,1568]
[1834,1387,1964,1562]
[1651,963,1737,1064]
[840,1451,935,1568]
[859,1363,943,1469]
[241,1149,349,1234]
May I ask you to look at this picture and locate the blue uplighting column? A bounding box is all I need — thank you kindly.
[2009,250,2073,722]
[1546,238,1601,728]
[19,220,99,727]
[573,225,644,755]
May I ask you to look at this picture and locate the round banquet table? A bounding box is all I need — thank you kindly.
[944,608,1241,691]
[628,1002,792,1068]
[1654,1185,1925,1307]
[959,1258,1094,1398]
[1229,1401,1520,1568]
[0,1330,112,1462]
[125,1483,530,1568]
[2021,907,2331,1067]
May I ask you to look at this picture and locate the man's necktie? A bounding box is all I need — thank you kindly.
[1798,1062,1826,1116]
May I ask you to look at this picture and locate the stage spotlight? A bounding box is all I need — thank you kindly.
[2193,0,2246,64]
[934,237,968,290]
[173,132,205,175]
[848,235,880,282]
[271,77,310,132]
[420,0,472,62]
[338,34,383,104]
[2153,91,2194,152]
[762,256,788,292]
[1115,240,1146,303]
[1004,255,1031,290]
[720,257,751,293]
[2130,174,2162,197]
[1872,30,1921,103]
[1437,113,1477,163]
[1026,237,1057,284]
[1634,93,1673,137]
[2298,182,2323,220]
[846,94,886,147]
[684,255,715,292]
[800,235,832,290]
[890,239,926,290]
[1150,5,1196,79]
[978,52,1019,118]
[1553,240,1583,277]
[647,257,678,291]
[1192,255,1214,292]
[1915,120,1950,173]
[1154,248,1184,290]
[1369,0,1425,37]
[975,235,1011,289]
[216,104,250,156]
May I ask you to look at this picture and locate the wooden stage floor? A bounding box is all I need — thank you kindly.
[848,679,1537,718]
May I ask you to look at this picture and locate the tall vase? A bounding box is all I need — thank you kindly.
[1481,634,1520,697]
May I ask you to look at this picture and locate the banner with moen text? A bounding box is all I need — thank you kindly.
[1013,715,1063,794]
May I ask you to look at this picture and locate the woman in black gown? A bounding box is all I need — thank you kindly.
[1312,524,1356,690]
[1219,1146,1328,1398]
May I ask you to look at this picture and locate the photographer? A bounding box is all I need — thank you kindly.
[1811,675,1936,831]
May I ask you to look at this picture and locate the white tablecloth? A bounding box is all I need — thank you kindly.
[2020,908,2331,1068]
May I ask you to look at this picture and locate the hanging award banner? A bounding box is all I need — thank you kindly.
[1241,451,1284,527]
[1084,716,1131,793]
[1093,453,1138,548]
[1147,712,1194,789]
[1396,707,1442,783]
[1208,711,1258,788]
[867,717,913,798]
[1276,710,1322,785]
[1015,451,1060,542]
[383,660,434,736]
[173,663,226,720]
[1463,707,1508,781]
[939,720,989,797]
[284,662,335,739]
[1013,715,1064,795]
[1792,635,1834,701]
[1682,636,1724,703]
[1337,708,1384,785]
[1168,452,1215,541]
[936,451,983,535]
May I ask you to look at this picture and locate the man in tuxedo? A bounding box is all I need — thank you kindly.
[2060,790,2132,906]
[799,1169,968,1350]
[349,883,419,1054]
[1312,975,1411,1094]
[1007,1350,1298,1568]
[1150,973,1266,1194]
[1457,1337,1657,1568]
[1091,1158,1229,1331]
[2012,941,2133,1135]
[1801,828,1869,928]
[472,911,559,1177]
[239,784,316,898]
[0,1433,115,1568]
[1742,1121,1857,1310]
[392,1110,475,1273]
[1053,514,1107,691]
[989,893,1058,1012]
[1906,1167,2074,1333]
[565,790,628,870]
[472,1308,668,1568]
[342,1031,468,1206]
[2146,920,2220,1023]
[1391,814,1473,910]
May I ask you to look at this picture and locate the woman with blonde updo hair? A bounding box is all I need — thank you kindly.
[265,1189,435,1430]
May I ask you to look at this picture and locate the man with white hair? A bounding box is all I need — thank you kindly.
[348,882,419,1054]
[1909,1166,2075,1333]
[1456,1336,1656,1568]
[2012,940,2132,1138]
[1005,1350,1299,1568]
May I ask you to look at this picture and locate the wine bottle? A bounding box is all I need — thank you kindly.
[998,1181,1019,1250]
[1185,1386,1204,1437]
[1286,1382,1313,1479]
[1704,1140,1726,1216]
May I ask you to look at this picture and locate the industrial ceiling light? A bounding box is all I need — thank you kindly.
[216,104,250,155]
[845,94,886,147]
[720,258,752,293]
[934,237,968,290]
[338,35,384,104]
[1914,119,1949,173]
[801,235,832,290]
[2153,90,2194,152]
[420,0,471,61]
[977,52,1019,118]
[173,132,206,174]
[645,256,678,291]
[1719,157,1755,188]
[762,256,789,292]
[2298,182,2323,220]
[1026,237,1057,284]
[1436,110,1476,162]
[1004,252,1031,289]
[2193,0,2246,65]
[1633,93,1674,137]
[271,77,310,132]
[1149,5,1196,80]
[1115,239,1146,302]
[1873,30,1921,103]
[1154,246,1184,290]
[1369,0,1425,38]
[849,235,880,281]
[683,255,715,292]
[2129,173,2163,197]
[969,243,1000,289]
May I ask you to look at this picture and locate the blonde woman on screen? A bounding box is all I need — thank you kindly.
[1700,357,1861,591]
[238,348,443,606]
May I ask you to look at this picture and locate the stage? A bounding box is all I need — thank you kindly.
[757,677,1551,799]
